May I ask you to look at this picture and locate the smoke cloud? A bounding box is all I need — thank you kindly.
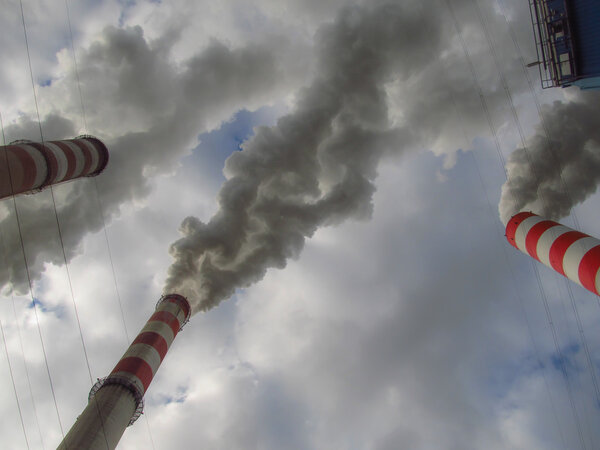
[1,0,540,300]
[164,2,443,312]
[0,24,301,294]
[498,91,600,225]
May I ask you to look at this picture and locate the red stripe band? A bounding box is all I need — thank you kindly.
[149,310,181,337]
[110,356,154,393]
[86,138,109,175]
[506,212,536,248]
[549,231,588,276]
[578,246,600,295]
[525,220,558,260]
[52,141,70,180]
[73,140,93,175]
[27,142,53,187]
[132,331,168,362]
[44,144,59,184]
[8,146,37,192]
[58,142,77,180]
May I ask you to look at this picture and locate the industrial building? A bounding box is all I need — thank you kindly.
[529,0,600,89]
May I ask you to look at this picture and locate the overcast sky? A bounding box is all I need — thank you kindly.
[1,0,600,449]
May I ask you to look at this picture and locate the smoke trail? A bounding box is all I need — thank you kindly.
[499,91,600,225]
[0,25,300,294]
[164,2,442,312]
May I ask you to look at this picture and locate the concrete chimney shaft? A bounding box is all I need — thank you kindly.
[0,136,109,200]
[506,212,600,296]
[57,294,190,450]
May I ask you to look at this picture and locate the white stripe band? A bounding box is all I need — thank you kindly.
[514,215,546,253]
[43,142,62,182]
[140,320,175,347]
[120,343,162,376]
[563,237,600,286]
[64,141,85,178]
[536,225,572,268]
[158,302,186,324]
[80,139,99,172]
[20,144,47,188]
[46,142,69,182]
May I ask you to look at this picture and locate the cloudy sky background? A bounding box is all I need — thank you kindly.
[1,0,600,448]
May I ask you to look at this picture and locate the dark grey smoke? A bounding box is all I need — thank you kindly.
[0,25,299,294]
[499,91,600,224]
[164,2,442,312]
[0,0,537,298]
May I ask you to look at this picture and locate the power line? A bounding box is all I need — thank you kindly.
[0,124,31,448]
[466,145,569,448]
[21,0,96,390]
[443,1,588,448]
[446,63,568,448]
[48,187,95,386]
[531,261,588,449]
[92,179,130,344]
[492,0,586,236]
[491,2,600,430]
[443,0,508,178]
[2,110,47,450]
[18,2,114,447]
[476,2,599,446]
[9,164,65,437]
[0,317,30,449]
[18,0,65,437]
[64,0,88,133]
[10,296,46,449]
[63,3,156,447]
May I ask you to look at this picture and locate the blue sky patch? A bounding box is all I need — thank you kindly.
[157,385,188,405]
[28,297,65,318]
[179,105,283,188]
[551,342,582,375]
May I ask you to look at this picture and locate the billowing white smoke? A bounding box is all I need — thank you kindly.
[498,91,600,225]
[164,2,442,312]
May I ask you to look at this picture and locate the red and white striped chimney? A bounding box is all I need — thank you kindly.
[0,135,109,200]
[57,294,191,450]
[506,212,600,295]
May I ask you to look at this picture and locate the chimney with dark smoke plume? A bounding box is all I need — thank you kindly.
[58,294,191,450]
[499,91,600,225]
[164,2,441,312]
[506,211,600,296]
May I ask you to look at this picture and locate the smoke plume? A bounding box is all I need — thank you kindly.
[0,25,301,294]
[1,0,538,298]
[164,2,442,312]
[499,91,600,225]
